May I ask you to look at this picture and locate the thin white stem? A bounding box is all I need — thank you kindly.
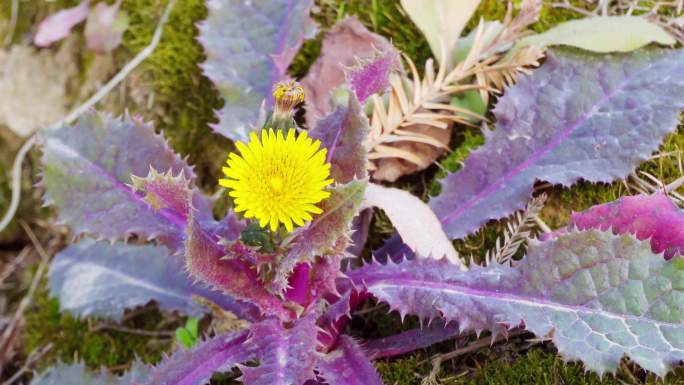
[0,0,176,234]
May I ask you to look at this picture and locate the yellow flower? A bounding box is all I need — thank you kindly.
[219,129,333,232]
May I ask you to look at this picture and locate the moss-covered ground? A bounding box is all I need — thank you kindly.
[3,0,684,383]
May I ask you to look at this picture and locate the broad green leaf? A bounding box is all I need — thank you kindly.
[400,0,481,64]
[517,16,675,53]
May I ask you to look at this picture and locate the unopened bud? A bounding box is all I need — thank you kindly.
[272,80,305,121]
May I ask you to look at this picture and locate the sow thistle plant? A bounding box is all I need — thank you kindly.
[28,1,684,385]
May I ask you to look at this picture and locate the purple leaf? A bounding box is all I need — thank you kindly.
[211,209,246,242]
[430,49,684,240]
[34,0,89,47]
[347,49,399,103]
[131,167,193,221]
[302,17,393,126]
[84,0,128,54]
[316,335,384,385]
[271,180,367,294]
[40,112,195,250]
[184,215,292,321]
[48,238,259,322]
[30,360,151,385]
[363,183,459,264]
[569,192,684,259]
[319,289,370,350]
[308,94,369,184]
[352,229,684,376]
[364,320,460,359]
[198,0,317,141]
[307,254,343,307]
[144,330,255,385]
[30,362,116,385]
[240,315,320,385]
[348,208,372,257]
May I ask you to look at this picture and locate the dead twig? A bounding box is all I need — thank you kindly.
[0,223,50,375]
[0,343,53,385]
[91,323,175,338]
[3,0,19,47]
[0,247,31,286]
[422,330,527,385]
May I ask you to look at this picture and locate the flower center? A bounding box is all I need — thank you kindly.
[270,176,284,192]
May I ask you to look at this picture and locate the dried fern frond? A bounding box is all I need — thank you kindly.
[484,193,547,266]
[476,45,545,101]
[367,0,543,176]
[367,24,496,172]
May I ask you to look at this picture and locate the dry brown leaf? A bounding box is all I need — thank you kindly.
[372,121,452,182]
[301,16,392,127]
[0,39,78,137]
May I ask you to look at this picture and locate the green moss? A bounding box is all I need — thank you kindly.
[377,354,427,385]
[456,349,619,385]
[23,283,173,371]
[429,130,485,197]
[119,0,230,189]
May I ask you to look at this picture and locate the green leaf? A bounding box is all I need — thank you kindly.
[400,0,481,64]
[185,317,199,339]
[517,16,675,53]
[175,328,195,349]
[450,90,486,123]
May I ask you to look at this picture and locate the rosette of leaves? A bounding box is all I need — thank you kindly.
[32,2,684,384]
[35,51,460,383]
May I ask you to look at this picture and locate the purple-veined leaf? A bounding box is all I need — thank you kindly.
[40,111,195,250]
[363,183,460,265]
[198,0,317,141]
[347,48,399,103]
[271,180,367,294]
[569,192,684,259]
[318,289,370,350]
[316,335,384,385]
[184,215,292,321]
[30,360,150,385]
[364,320,460,359]
[348,208,372,257]
[212,209,246,242]
[308,94,369,184]
[34,0,89,47]
[431,49,684,240]
[302,17,394,126]
[48,238,259,322]
[84,0,128,54]
[288,254,345,311]
[144,330,254,385]
[131,167,193,220]
[352,229,684,376]
[30,362,116,385]
[240,315,320,385]
[311,254,343,299]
